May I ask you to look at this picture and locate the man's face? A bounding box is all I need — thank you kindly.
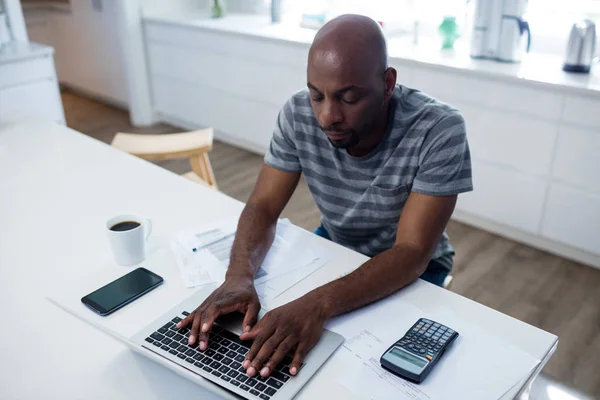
[307,49,386,149]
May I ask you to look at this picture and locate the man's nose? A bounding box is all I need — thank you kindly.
[319,100,343,129]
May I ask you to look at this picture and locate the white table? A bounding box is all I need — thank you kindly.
[0,118,558,400]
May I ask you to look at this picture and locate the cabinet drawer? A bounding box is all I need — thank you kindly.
[153,75,278,152]
[0,80,64,123]
[148,43,304,109]
[457,102,557,176]
[562,95,600,129]
[144,22,308,70]
[455,160,547,233]
[553,125,600,194]
[0,56,54,89]
[541,183,600,255]
[410,69,562,121]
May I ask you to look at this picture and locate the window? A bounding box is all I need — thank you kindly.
[275,0,600,56]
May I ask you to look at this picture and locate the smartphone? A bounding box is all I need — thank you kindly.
[81,267,163,316]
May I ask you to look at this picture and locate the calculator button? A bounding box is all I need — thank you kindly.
[447,330,454,334]
[433,323,440,327]
[419,349,426,355]
[408,344,415,349]
[425,354,433,361]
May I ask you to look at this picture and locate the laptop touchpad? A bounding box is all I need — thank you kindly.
[215,312,245,335]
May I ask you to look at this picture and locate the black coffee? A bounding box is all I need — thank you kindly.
[110,221,141,232]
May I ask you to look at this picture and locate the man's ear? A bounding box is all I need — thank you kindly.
[383,67,397,100]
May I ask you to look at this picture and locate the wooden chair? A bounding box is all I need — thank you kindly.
[111,129,217,189]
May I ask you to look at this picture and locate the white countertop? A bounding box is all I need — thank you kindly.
[144,11,600,97]
[0,41,54,64]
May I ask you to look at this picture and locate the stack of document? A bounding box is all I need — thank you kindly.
[170,217,332,307]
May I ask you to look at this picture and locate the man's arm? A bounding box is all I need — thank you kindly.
[312,192,456,317]
[179,164,300,348]
[227,164,301,281]
[240,192,456,377]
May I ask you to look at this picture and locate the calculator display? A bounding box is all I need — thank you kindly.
[389,347,428,368]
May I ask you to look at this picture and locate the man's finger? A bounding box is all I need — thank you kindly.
[197,330,210,350]
[248,333,284,377]
[289,344,310,376]
[176,312,195,329]
[265,336,297,374]
[189,309,203,346]
[239,315,265,341]
[242,301,260,333]
[243,321,274,370]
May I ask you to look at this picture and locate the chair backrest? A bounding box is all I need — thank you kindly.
[111,129,213,162]
[111,129,217,189]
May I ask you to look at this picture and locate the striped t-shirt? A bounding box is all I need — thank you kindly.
[264,84,473,271]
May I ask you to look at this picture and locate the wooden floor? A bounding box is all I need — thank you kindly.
[62,91,600,399]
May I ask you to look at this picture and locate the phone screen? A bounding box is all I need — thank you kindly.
[81,268,163,315]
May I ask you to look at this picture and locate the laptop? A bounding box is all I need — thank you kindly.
[123,284,344,399]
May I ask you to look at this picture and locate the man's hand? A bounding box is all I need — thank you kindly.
[176,275,260,350]
[240,294,327,378]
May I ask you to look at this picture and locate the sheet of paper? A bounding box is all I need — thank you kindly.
[171,218,327,290]
[169,239,215,288]
[339,329,432,400]
[255,250,334,308]
[330,295,540,400]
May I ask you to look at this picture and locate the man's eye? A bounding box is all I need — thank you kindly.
[311,96,324,102]
[342,97,359,105]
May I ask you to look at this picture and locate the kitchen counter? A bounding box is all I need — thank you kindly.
[0,41,54,65]
[144,11,600,98]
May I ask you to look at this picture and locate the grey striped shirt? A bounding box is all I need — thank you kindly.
[264,85,473,271]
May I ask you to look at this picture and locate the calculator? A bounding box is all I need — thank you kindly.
[380,318,458,383]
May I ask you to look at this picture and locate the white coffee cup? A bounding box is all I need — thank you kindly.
[106,214,152,266]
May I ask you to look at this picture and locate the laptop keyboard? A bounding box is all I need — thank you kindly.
[143,311,300,399]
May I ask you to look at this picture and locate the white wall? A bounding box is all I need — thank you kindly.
[23,0,129,107]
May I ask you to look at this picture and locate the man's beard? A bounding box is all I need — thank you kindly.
[327,130,361,149]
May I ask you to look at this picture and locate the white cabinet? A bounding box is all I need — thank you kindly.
[562,95,600,129]
[147,43,304,110]
[541,183,600,255]
[145,22,306,152]
[410,68,563,121]
[553,125,600,193]
[458,102,557,176]
[153,77,279,152]
[0,42,64,124]
[0,56,54,87]
[456,160,548,233]
[0,80,64,123]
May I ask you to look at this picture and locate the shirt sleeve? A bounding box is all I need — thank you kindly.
[412,111,473,196]
[264,97,302,173]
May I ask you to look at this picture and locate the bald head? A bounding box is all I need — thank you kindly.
[310,14,388,75]
[306,14,396,154]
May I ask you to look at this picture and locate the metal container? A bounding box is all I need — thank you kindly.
[563,19,597,73]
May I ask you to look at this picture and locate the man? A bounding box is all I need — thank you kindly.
[177,14,472,381]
